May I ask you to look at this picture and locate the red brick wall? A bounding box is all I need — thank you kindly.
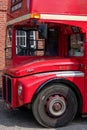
[7,0,29,22]
[0,0,8,88]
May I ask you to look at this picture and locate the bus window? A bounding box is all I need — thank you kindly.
[68,34,84,57]
[16,27,58,57]
[16,29,45,56]
[5,27,12,59]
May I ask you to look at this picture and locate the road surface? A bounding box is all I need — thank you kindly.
[0,99,87,130]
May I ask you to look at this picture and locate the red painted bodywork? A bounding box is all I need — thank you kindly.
[4,58,79,77]
[3,0,87,115]
[14,72,84,109]
[30,0,87,15]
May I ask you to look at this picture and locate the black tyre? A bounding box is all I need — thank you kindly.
[32,83,78,128]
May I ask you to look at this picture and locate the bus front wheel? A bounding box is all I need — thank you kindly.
[32,83,78,128]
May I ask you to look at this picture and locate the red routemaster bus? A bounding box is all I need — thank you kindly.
[2,0,87,128]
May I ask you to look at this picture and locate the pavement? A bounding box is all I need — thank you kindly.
[0,99,87,130]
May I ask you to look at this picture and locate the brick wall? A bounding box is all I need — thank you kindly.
[0,0,8,88]
[7,0,29,22]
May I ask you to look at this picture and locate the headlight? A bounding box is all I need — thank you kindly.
[18,84,23,96]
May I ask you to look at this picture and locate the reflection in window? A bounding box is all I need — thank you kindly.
[69,34,84,56]
[5,28,12,59]
[16,29,45,56]
[16,28,58,57]
[16,30,27,54]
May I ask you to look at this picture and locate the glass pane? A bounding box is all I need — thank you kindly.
[16,29,46,56]
[5,28,12,59]
[69,34,84,56]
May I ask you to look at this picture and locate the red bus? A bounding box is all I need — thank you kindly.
[3,0,87,128]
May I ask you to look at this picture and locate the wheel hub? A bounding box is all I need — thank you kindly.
[53,102,62,111]
[46,95,66,117]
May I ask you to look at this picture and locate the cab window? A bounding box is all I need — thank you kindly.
[5,27,12,59]
[68,34,84,57]
[16,27,58,56]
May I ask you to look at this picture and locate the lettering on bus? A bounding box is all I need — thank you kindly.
[11,0,22,12]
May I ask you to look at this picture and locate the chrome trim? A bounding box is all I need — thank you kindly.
[35,71,84,77]
[7,13,87,26]
[56,71,84,77]
[41,14,87,21]
[7,14,31,26]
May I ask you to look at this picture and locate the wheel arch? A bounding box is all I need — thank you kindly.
[32,78,83,114]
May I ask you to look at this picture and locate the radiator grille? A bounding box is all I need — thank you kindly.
[3,76,6,100]
[3,75,12,103]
